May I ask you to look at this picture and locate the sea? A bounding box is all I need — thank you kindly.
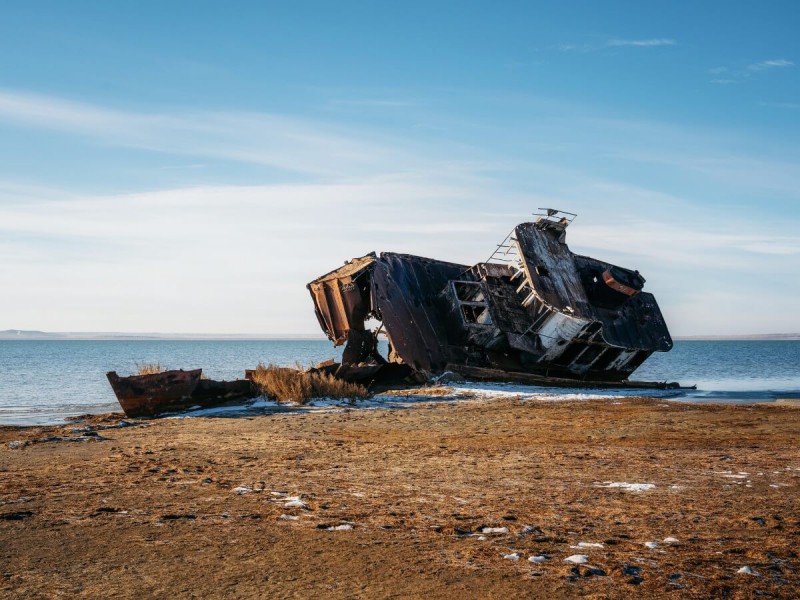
[0,339,798,426]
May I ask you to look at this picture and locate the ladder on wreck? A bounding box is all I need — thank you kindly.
[486,232,539,309]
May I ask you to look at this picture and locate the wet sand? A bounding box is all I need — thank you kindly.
[1,394,799,599]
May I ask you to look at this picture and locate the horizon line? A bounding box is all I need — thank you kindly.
[1,329,799,341]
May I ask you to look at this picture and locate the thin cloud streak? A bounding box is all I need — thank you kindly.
[607,38,676,47]
[748,59,793,71]
[558,38,676,52]
[709,58,793,83]
[0,90,413,179]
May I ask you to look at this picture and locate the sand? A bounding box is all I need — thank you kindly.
[1,394,799,599]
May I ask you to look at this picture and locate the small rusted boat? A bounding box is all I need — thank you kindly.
[106,369,256,417]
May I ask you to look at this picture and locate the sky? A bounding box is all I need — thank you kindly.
[0,1,798,336]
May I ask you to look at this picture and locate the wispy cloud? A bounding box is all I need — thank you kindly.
[709,58,793,83]
[558,38,676,53]
[0,90,412,179]
[748,59,794,71]
[760,101,800,109]
[607,38,676,47]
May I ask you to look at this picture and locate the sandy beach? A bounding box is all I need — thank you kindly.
[1,393,798,599]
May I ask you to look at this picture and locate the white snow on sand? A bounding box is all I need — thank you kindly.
[528,555,548,563]
[283,496,307,508]
[737,566,757,575]
[278,514,299,521]
[503,553,520,560]
[167,377,691,421]
[572,542,604,549]
[481,527,509,534]
[328,524,354,531]
[232,486,253,495]
[644,541,659,549]
[596,482,655,492]
[663,537,679,543]
[564,555,589,564]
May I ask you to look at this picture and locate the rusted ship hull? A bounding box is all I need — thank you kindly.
[308,210,683,388]
[106,369,256,417]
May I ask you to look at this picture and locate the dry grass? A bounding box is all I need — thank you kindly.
[135,362,164,375]
[249,363,369,404]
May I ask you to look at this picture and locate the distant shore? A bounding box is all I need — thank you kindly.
[2,329,799,341]
[0,330,328,341]
[2,395,798,598]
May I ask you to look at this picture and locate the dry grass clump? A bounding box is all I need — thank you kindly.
[135,362,164,375]
[249,363,368,405]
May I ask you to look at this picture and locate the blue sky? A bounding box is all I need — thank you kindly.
[1,1,798,335]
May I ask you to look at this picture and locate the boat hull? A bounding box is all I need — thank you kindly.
[106,369,202,417]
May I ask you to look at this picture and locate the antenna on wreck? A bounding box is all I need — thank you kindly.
[533,208,577,226]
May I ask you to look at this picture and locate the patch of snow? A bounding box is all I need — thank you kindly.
[481,527,509,534]
[575,542,604,549]
[452,381,679,403]
[278,514,298,521]
[721,474,747,479]
[564,555,589,564]
[232,486,253,495]
[328,524,354,531]
[597,481,655,492]
[503,553,520,560]
[737,566,756,575]
[284,496,307,508]
[663,537,679,543]
[528,555,548,563]
[644,542,659,549]
[477,535,487,541]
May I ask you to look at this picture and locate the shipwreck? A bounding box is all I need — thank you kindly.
[308,209,682,390]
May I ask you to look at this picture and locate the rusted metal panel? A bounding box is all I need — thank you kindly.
[371,253,469,372]
[307,254,376,346]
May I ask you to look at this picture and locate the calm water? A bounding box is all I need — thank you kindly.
[0,340,798,425]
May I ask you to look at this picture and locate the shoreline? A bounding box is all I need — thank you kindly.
[3,382,800,429]
[2,395,799,598]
